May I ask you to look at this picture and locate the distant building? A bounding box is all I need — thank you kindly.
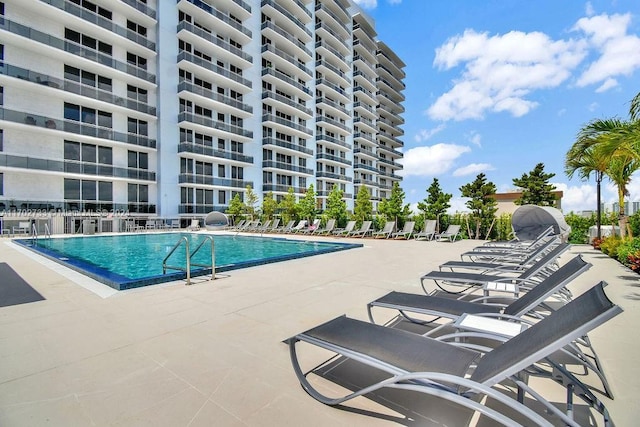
[491,190,564,215]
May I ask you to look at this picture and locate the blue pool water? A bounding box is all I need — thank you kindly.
[17,233,362,290]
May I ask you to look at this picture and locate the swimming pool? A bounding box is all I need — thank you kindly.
[17,233,362,290]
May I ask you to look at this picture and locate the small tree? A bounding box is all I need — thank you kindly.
[298,184,317,223]
[417,178,452,222]
[278,187,299,224]
[261,191,277,220]
[378,182,411,228]
[325,186,348,227]
[459,173,498,239]
[226,193,244,224]
[353,186,373,226]
[512,163,557,206]
[243,185,259,219]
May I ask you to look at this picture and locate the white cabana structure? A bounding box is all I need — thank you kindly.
[512,205,571,242]
[204,212,229,230]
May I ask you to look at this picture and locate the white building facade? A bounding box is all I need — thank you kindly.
[0,0,405,219]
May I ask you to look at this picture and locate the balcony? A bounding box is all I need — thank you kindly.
[262,137,313,156]
[181,0,251,38]
[1,63,156,116]
[262,91,312,117]
[315,97,349,117]
[0,18,156,83]
[261,21,311,60]
[41,0,156,50]
[261,113,312,136]
[315,171,352,182]
[179,204,228,214]
[262,184,306,194]
[315,59,350,85]
[179,173,252,188]
[179,80,252,114]
[122,0,157,19]
[315,115,349,132]
[261,67,311,97]
[178,142,254,164]
[315,134,351,150]
[178,111,253,139]
[0,153,156,181]
[0,107,156,148]
[262,160,313,175]
[354,163,379,174]
[315,4,349,37]
[262,44,312,77]
[261,0,312,39]
[316,153,352,166]
[178,21,252,63]
[178,51,251,89]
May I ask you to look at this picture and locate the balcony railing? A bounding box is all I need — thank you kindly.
[0,153,156,181]
[262,44,312,77]
[261,114,312,135]
[181,0,251,37]
[262,91,312,116]
[122,0,157,19]
[40,0,156,50]
[0,107,157,148]
[315,171,352,182]
[315,134,351,150]
[261,21,311,58]
[178,142,254,163]
[177,51,251,88]
[262,137,313,155]
[261,67,311,96]
[262,184,306,194]
[1,63,156,115]
[262,160,313,175]
[316,153,352,166]
[315,115,349,132]
[261,0,311,38]
[315,97,349,116]
[178,111,253,138]
[178,21,251,62]
[179,81,252,113]
[179,173,252,188]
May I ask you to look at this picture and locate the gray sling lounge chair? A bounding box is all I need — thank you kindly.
[420,242,570,295]
[314,218,336,235]
[391,221,415,239]
[347,220,372,238]
[414,219,437,240]
[372,221,395,239]
[434,224,461,242]
[332,220,356,236]
[288,283,621,427]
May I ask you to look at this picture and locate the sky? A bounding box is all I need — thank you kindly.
[352,0,640,214]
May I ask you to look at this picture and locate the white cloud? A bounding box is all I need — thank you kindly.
[427,29,587,121]
[468,131,481,147]
[574,13,640,88]
[352,0,377,8]
[448,197,471,214]
[588,102,598,111]
[414,124,446,142]
[595,77,618,92]
[555,182,597,213]
[453,163,495,177]
[585,2,595,17]
[397,143,471,177]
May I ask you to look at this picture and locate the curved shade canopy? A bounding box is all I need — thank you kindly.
[511,205,570,242]
[204,211,229,230]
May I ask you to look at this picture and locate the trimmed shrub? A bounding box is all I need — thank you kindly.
[599,235,622,257]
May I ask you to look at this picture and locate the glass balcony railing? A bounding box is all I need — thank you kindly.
[178,111,253,138]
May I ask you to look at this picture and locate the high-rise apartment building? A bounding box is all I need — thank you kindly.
[0,0,405,219]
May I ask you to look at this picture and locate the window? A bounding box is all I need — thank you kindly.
[64,103,112,128]
[218,190,226,205]
[126,20,147,37]
[64,179,81,200]
[127,52,147,70]
[128,150,148,169]
[65,28,112,55]
[69,0,111,20]
[231,166,243,180]
[0,129,3,151]
[128,117,148,136]
[127,85,148,103]
[128,184,148,203]
[181,187,193,204]
[98,181,112,201]
[218,164,225,177]
[0,173,3,196]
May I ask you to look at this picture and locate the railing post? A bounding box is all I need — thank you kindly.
[185,238,191,285]
[210,236,215,281]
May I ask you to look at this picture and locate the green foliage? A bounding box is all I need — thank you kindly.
[261,192,277,220]
[325,186,348,227]
[564,212,595,244]
[226,193,244,222]
[378,182,411,228]
[629,210,640,237]
[417,178,452,220]
[616,237,640,266]
[243,185,259,219]
[494,213,514,241]
[512,163,557,206]
[278,187,299,224]
[447,212,468,240]
[298,184,317,222]
[459,173,497,239]
[599,235,622,257]
[353,186,372,226]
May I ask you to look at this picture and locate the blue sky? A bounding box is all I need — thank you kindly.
[353,0,640,214]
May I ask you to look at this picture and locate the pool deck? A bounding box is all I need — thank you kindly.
[0,231,639,426]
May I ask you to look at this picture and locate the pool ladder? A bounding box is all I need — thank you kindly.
[31,222,51,245]
[162,235,215,285]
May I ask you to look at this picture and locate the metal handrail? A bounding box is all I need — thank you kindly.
[162,236,191,285]
[190,235,215,281]
[162,235,216,284]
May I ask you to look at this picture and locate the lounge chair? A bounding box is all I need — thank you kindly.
[276,220,295,233]
[434,224,461,242]
[186,219,201,231]
[264,218,280,233]
[391,221,415,239]
[314,218,336,235]
[288,283,621,427]
[300,219,320,234]
[332,220,356,236]
[420,242,570,295]
[372,221,395,239]
[228,219,246,231]
[13,221,31,236]
[169,219,181,229]
[290,220,308,234]
[481,225,554,249]
[440,237,561,273]
[252,220,272,233]
[413,219,437,240]
[346,220,372,238]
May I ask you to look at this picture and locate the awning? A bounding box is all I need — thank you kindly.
[511,205,571,242]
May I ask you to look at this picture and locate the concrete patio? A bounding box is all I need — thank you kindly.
[0,233,638,426]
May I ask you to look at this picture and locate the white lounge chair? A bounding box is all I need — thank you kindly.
[372,221,395,239]
[435,224,461,242]
[186,219,200,231]
[414,219,437,240]
[391,221,415,239]
[332,220,356,236]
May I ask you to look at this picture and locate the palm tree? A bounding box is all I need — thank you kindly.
[630,91,640,122]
